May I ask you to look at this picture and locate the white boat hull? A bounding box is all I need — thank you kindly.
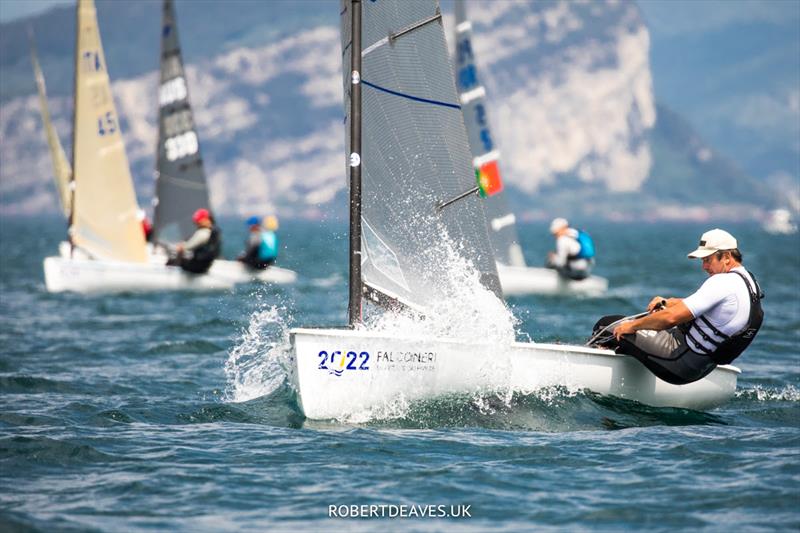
[290,328,739,420]
[208,259,297,285]
[43,255,297,293]
[498,264,608,297]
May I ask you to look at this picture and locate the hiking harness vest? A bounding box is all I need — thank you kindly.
[568,229,596,261]
[680,270,764,365]
[192,226,221,265]
[257,231,278,261]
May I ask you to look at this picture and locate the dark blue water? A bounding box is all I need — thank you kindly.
[1,217,798,531]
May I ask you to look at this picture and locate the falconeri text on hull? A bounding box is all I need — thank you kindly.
[288,0,738,421]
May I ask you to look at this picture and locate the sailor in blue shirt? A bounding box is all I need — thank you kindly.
[238,215,279,270]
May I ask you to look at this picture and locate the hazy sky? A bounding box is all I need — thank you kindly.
[0,0,72,23]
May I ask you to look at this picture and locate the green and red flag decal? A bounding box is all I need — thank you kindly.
[475,159,502,197]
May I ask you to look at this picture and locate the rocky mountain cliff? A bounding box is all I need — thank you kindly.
[0,0,794,221]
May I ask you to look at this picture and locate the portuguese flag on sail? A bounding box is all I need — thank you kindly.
[475,159,503,197]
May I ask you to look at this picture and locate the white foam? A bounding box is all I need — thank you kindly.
[736,384,800,402]
[363,234,518,346]
[224,306,292,403]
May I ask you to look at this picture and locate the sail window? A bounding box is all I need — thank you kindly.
[361,218,410,292]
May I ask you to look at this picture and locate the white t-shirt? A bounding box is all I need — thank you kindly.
[552,229,589,270]
[683,266,756,353]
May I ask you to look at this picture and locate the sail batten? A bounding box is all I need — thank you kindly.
[70,0,146,263]
[342,0,502,313]
[453,0,525,268]
[152,0,211,245]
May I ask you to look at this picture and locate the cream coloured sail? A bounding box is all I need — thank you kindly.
[70,0,146,263]
[30,36,73,218]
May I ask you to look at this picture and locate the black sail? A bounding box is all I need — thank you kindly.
[152,0,211,245]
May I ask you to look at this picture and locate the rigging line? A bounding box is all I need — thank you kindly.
[361,79,460,110]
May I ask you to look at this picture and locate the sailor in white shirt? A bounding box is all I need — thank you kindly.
[599,229,763,385]
[546,218,594,280]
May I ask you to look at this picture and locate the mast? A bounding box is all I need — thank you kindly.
[68,0,79,247]
[348,0,363,326]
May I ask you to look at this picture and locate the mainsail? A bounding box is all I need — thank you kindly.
[453,0,525,268]
[152,0,211,245]
[30,35,73,219]
[70,0,146,262]
[342,0,502,312]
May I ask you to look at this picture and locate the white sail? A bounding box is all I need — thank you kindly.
[341,0,502,311]
[70,0,147,263]
[453,0,525,268]
[30,35,73,218]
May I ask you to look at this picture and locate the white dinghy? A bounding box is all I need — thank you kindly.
[38,0,294,293]
[288,0,738,421]
[451,1,607,297]
[292,329,739,420]
[496,264,607,297]
[150,0,297,286]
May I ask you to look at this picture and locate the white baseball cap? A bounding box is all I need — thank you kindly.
[687,228,738,258]
[549,217,568,234]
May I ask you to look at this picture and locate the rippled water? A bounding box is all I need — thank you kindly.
[1,217,798,531]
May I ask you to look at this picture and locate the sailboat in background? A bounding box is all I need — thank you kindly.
[452,0,607,297]
[30,32,72,219]
[288,0,737,421]
[763,208,798,235]
[39,0,268,292]
[152,0,296,285]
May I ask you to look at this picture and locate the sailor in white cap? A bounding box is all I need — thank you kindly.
[594,229,763,385]
[546,218,596,280]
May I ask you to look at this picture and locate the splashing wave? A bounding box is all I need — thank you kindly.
[224,306,292,403]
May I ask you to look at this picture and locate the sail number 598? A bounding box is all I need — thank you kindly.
[164,131,198,161]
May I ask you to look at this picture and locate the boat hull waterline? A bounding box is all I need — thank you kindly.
[43,256,297,293]
[498,264,608,297]
[290,328,739,420]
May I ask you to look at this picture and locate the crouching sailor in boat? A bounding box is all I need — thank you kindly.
[166,208,221,274]
[595,229,763,385]
[237,215,278,270]
[546,217,596,280]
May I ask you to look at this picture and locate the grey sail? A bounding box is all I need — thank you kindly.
[341,0,502,311]
[152,0,211,245]
[453,0,525,268]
